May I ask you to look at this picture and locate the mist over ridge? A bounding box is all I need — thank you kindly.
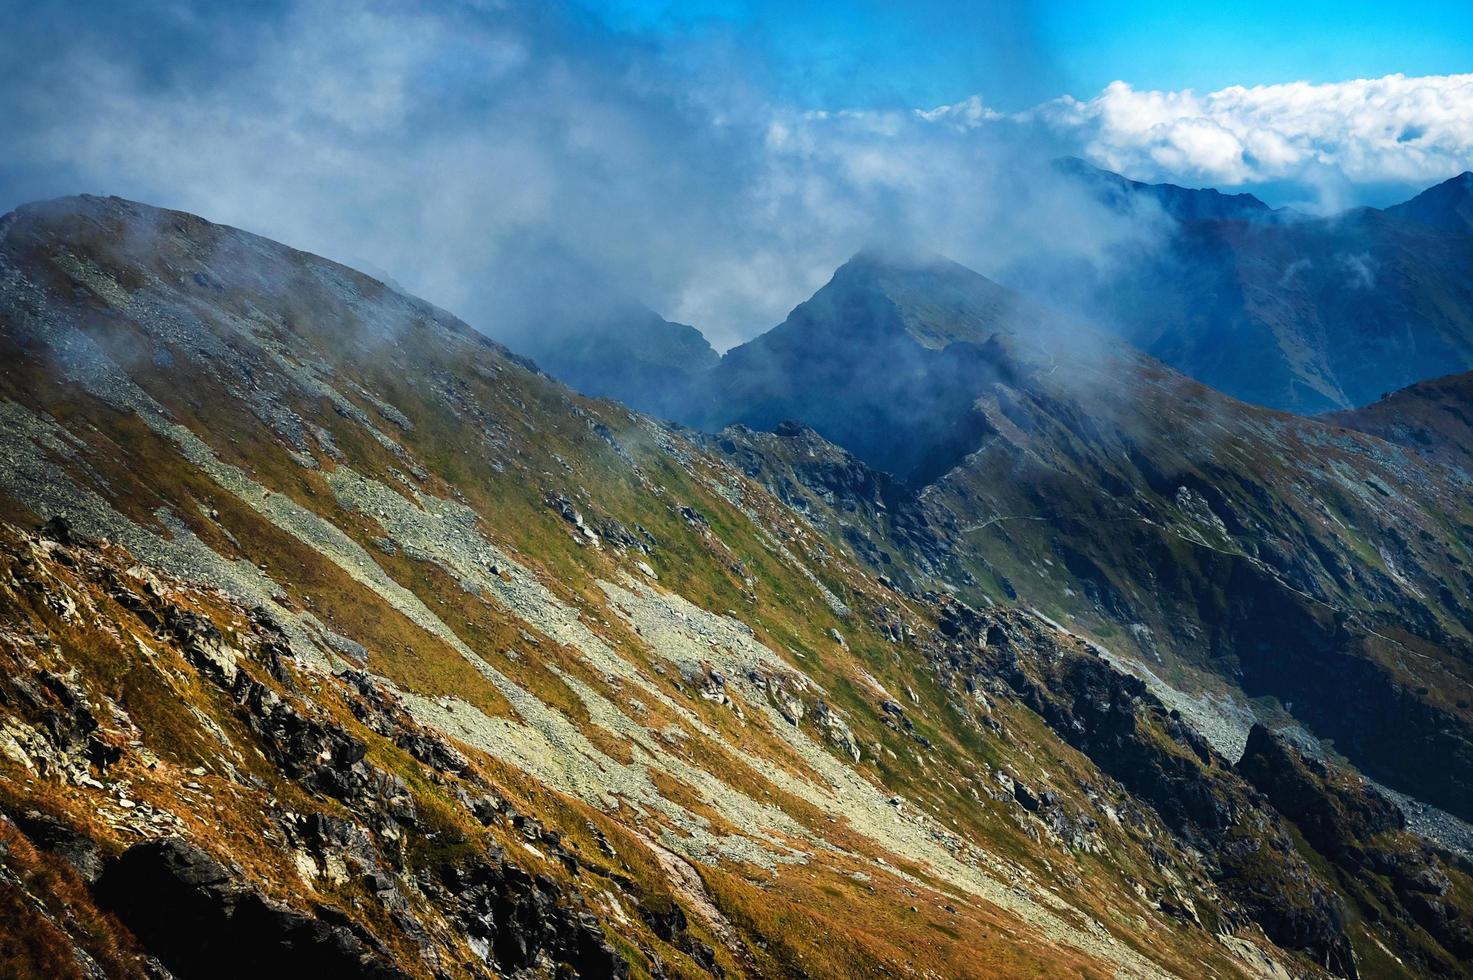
[7,5,1473,978]
[5,1,1473,359]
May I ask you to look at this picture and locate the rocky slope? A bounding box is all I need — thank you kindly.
[7,193,1473,977]
[700,421,958,592]
[693,252,1473,843]
[1237,724,1473,976]
[1057,164,1473,413]
[0,193,1414,977]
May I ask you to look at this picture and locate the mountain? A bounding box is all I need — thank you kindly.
[473,243,1473,844]
[921,343,1473,824]
[695,252,1473,836]
[507,303,718,419]
[1385,172,1473,235]
[8,194,1473,978]
[691,251,1066,485]
[16,194,1459,977]
[1055,157,1283,223]
[1059,166,1473,413]
[1327,370,1473,472]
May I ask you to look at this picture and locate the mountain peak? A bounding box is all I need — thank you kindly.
[841,245,956,273]
[1385,170,1473,233]
[822,249,1028,350]
[1055,157,1277,222]
[699,251,1051,483]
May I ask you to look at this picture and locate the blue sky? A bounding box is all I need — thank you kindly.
[583,0,1473,109]
[1032,1,1473,103]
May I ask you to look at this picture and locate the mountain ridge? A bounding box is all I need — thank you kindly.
[1053,156,1287,223]
[1384,171,1473,234]
[1326,369,1473,472]
[0,191,1341,978]
[4,192,1473,978]
[1055,165,1473,411]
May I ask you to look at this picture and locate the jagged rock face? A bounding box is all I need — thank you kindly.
[1238,725,1473,974]
[1222,611,1473,824]
[1237,726,1405,857]
[705,421,956,588]
[0,518,629,979]
[927,600,1362,977]
[96,837,413,980]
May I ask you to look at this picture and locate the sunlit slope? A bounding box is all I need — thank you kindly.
[0,194,1315,978]
[3,195,1470,978]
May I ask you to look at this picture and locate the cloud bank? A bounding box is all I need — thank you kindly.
[1030,73,1473,192]
[2,2,1471,348]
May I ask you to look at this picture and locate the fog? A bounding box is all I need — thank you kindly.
[0,0,1178,352]
[2,2,1466,353]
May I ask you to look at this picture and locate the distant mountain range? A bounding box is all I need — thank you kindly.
[1060,161,1473,412]
[545,164,1473,419]
[1053,156,1289,223]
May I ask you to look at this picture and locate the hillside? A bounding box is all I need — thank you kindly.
[691,252,1473,844]
[11,194,1455,977]
[1326,371,1473,472]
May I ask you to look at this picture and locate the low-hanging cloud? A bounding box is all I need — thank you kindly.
[3,2,1470,351]
[0,0,1169,350]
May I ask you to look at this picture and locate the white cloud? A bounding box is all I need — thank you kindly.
[1022,73,1473,189]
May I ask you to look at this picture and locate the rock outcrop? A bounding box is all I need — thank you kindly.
[1238,725,1473,973]
[96,837,412,980]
